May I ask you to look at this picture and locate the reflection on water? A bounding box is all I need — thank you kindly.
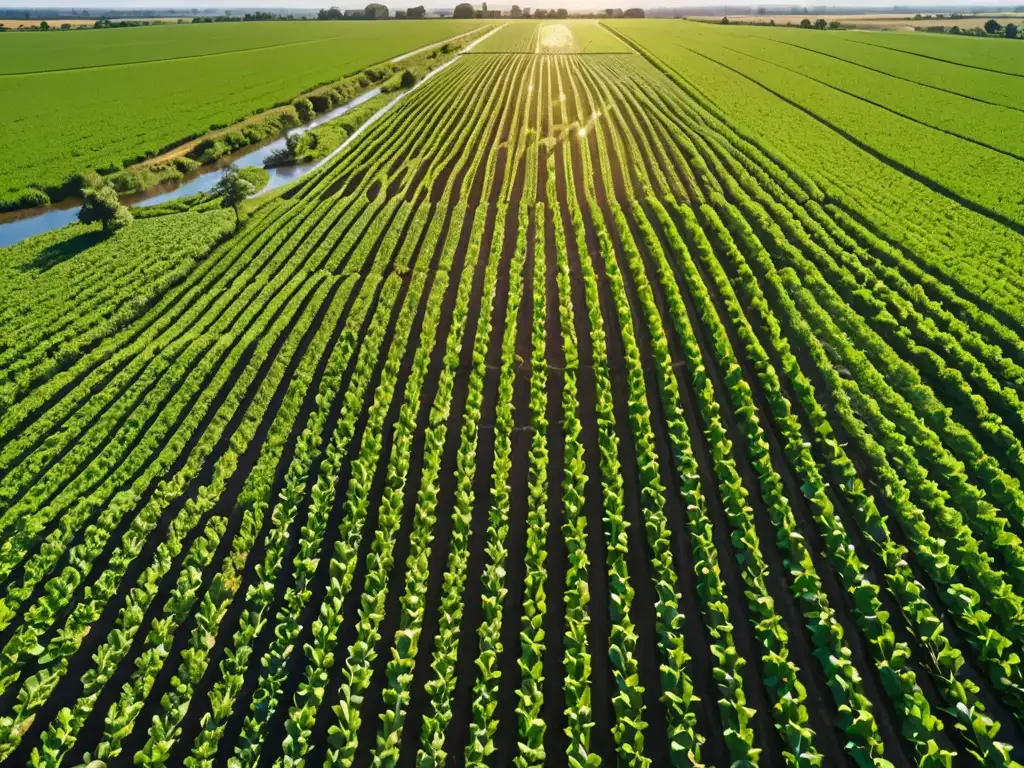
[0,88,383,250]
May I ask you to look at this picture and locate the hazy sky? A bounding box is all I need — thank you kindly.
[0,0,1009,8]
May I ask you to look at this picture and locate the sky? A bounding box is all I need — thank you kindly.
[0,0,1013,9]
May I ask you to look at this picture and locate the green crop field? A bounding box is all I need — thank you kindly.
[470,19,632,53]
[0,20,487,210]
[3,16,1024,768]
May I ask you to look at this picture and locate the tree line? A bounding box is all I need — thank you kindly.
[315,4,644,20]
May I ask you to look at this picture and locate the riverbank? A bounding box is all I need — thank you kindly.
[0,24,505,249]
[0,21,494,215]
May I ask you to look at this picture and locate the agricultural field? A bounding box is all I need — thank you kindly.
[0,20,488,209]
[691,12,1024,33]
[0,17,191,29]
[4,15,1024,768]
[471,20,632,53]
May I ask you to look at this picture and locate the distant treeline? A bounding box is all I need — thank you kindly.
[712,13,1021,38]
[316,3,644,20]
[193,12,306,22]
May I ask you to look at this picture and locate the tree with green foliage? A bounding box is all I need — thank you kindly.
[212,165,254,231]
[1006,22,1019,38]
[623,7,644,17]
[800,17,812,27]
[453,2,474,18]
[829,20,841,29]
[407,4,425,17]
[79,185,133,234]
[814,18,827,29]
[365,3,388,18]
[984,18,1002,34]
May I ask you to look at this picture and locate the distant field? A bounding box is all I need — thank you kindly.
[689,12,1024,31]
[0,20,488,208]
[471,20,630,53]
[729,23,1024,102]
[0,17,190,29]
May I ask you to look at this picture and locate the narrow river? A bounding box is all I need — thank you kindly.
[0,87,382,249]
[0,22,506,250]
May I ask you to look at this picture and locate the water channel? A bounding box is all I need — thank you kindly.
[0,23,505,250]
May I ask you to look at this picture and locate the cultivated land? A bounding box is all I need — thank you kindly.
[0,20,488,209]
[4,15,1024,768]
[691,12,1024,31]
[471,19,632,53]
[0,17,192,28]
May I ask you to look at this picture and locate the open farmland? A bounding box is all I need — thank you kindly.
[4,15,1024,768]
[470,19,632,53]
[0,20,488,209]
[690,13,1024,32]
[0,17,192,29]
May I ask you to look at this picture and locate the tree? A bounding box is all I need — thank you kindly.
[623,7,644,17]
[814,18,827,29]
[212,165,255,231]
[984,18,1001,34]
[318,6,343,19]
[39,20,49,29]
[365,3,388,18]
[510,4,522,17]
[721,15,730,24]
[533,8,547,18]
[800,18,812,28]
[949,25,961,34]
[407,5,426,17]
[554,8,568,18]
[400,69,417,88]
[79,185,132,234]
[1006,22,1019,38]
[453,2,474,18]
[829,20,841,29]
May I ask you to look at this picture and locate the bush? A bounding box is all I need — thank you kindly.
[309,92,336,114]
[68,171,104,194]
[278,106,301,130]
[107,170,152,194]
[237,166,270,193]
[0,187,50,211]
[293,98,315,122]
[196,140,229,164]
[400,69,417,89]
[174,157,201,174]
[222,131,249,151]
[381,73,404,93]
